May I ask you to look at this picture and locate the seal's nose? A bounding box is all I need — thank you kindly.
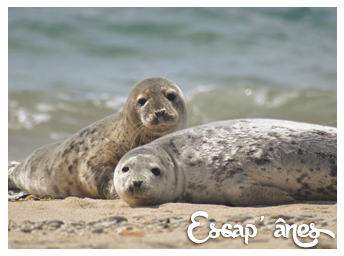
[155,110,166,117]
[133,181,143,188]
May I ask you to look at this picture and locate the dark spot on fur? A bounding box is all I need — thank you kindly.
[187,182,196,190]
[91,128,97,134]
[297,149,303,155]
[291,141,297,145]
[94,169,113,198]
[302,183,310,189]
[68,165,74,174]
[261,168,266,171]
[195,184,207,191]
[224,158,236,165]
[30,163,37,174]
[296,173,308,183]
[169,141,180,155]
[316,187,325,193]
[296,169,302,173]
[313,130,331,136]
[62,148,71,158]
[303,190,311,195]
[250,156,271,165]
[268,132,280,138]
[239,186,245,189]
[315,153,336,165]
[189,162,196,167]
[328,155,336,165]
[330,166,337,177]
[184,192,193,202]
[53,185,60,194]
[227,168,243,178]
[326,185,336,193]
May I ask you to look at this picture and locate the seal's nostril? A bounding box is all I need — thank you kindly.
[133,181,143,187]
[155,110,166,117]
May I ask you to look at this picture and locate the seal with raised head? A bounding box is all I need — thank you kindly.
[8,77,188,199]
[114,119,337,206]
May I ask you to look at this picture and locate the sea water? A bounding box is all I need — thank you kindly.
[8,7,337,161]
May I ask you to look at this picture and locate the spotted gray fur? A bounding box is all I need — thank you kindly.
[114,119,337,206]
[8,77,188,199]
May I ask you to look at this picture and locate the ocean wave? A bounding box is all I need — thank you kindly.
[8,86,336,144]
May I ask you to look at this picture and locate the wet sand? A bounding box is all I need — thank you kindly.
[8,197,337,249]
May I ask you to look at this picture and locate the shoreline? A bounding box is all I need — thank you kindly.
[8,197,337,249]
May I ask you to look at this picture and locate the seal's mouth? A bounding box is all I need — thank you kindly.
[128,184,150,196]
[151,125,175,134]
[143,123,176,136]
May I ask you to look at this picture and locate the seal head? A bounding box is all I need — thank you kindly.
[114,146,181,206]
[124,77,187,138]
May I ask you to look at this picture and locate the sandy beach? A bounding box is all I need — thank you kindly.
[8,197,337,249]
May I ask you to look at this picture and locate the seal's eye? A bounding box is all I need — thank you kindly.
[166,93,176,101]
[151,168,161,176]
[122,167,129,173]
[138,98,147,106]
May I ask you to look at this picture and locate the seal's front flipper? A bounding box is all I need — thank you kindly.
[8,161,21,190]
[231,185,295,206]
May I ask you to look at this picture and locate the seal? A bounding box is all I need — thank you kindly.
[114,119,337,206]
[8,77,188,199]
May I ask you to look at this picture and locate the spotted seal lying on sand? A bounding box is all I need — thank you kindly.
[8,77,188,199]
[114,119,337,206]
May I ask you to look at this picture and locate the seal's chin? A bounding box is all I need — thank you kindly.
[125,195,158,206]
[122,187,159,206]
[143,123,176,136]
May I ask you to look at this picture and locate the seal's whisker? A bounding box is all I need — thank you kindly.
[130,124,145,149]
[129,123,144,143]
[140,129,149,146]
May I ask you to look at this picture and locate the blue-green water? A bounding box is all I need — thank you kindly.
[8,7,337,161]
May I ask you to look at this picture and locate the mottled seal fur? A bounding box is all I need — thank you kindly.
[114,119,337,206]
[8,77,188,199]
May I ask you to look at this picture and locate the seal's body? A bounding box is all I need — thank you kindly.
[8,77,188,198]
[114,119,337,206]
